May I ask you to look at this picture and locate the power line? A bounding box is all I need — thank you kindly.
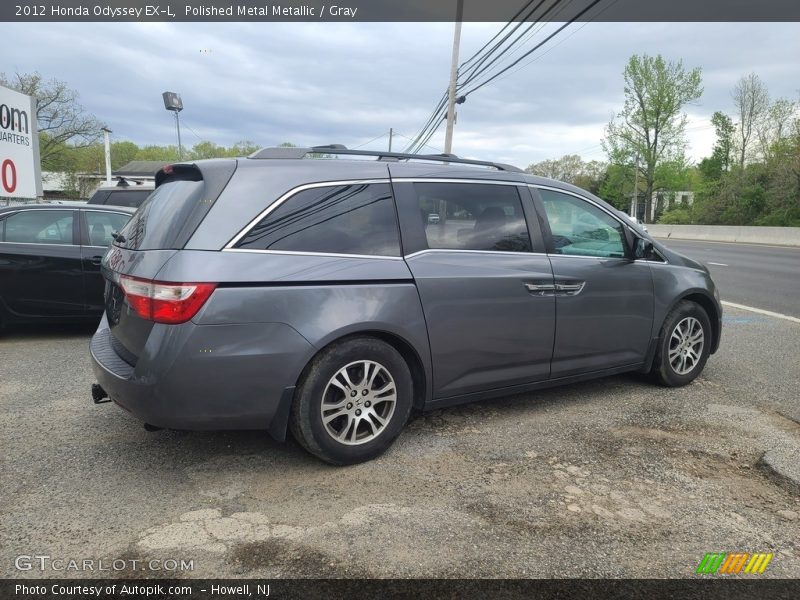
[394,131,444,153]
[404,1,545,153]
[461,3,574,85]
[460,0,607,97]
[404,0,539,153]
[352,131,390,149]
[415,117,447,153]
[402,92,448,153]
[457,0,554,89]
[476,0,621,90]
[458,0,569,90]
[180,121,206,143]
[405,0,608,155]
[457,0,538,71]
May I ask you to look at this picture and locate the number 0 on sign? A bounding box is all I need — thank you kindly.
[2,159,17,193]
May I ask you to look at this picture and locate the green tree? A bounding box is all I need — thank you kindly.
[110,141,140,169]
[598,162,636,210]
[135,145,179,161]
[603,54,703,222]
[228,140,260,156]
[0,71,104,170]
[732,73,769,167]
[189,141,226,159]
[525,155,606,193]
[756,97,797,163]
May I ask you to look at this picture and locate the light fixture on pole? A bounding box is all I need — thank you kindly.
[100,126,113,185]
[162,91,184,160]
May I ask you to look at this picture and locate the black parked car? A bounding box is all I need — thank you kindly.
[0,204,134,327]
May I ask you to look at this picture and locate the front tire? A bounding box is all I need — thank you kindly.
[652,300,711,387]
[289,337,413,465]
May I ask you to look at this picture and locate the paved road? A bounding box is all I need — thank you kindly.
[656,238,800,318]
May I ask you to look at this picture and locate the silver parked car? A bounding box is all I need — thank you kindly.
[90,146,722,464]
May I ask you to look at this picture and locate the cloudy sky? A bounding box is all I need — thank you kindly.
[5,21,799,167]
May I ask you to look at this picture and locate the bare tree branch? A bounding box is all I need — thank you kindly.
[0,71,105,170]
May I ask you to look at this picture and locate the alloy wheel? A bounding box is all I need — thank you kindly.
[320,360,397,445]
[668,316,704,375]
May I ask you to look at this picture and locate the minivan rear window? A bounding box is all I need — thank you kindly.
[105,189,152,207]
[114,180,203,250]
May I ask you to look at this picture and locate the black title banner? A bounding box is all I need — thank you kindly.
[4,0,800,22]
[4,579,800,600]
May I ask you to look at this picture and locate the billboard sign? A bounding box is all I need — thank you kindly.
[0,84,42,199]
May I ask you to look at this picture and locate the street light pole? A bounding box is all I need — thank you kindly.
[174,111,183,160]
[443,0,464,154]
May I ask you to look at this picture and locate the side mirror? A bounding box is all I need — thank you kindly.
[634,237,653,260]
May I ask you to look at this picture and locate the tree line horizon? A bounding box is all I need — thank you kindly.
[3,56,798,226]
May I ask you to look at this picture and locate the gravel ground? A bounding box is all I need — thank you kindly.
[1,306,798,579]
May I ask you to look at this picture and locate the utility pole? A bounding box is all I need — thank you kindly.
[101,127,113,185]
[388,128,393,152]
[631,153,640,219]
[443,0,464,154]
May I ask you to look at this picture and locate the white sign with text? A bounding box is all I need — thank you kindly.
[0,84,42,198]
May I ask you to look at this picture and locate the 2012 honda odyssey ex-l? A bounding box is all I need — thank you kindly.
[90,146,722,464]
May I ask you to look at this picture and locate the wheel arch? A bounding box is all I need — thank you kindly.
[664,290,721,355]
[294,329,430,412]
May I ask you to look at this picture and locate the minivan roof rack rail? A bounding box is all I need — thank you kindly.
[249,145,523,172]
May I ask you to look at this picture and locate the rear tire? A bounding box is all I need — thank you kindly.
[652,300,711,387]
[289,337,413,465]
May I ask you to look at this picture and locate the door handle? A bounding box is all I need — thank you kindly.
[524,282,556,296]
[554,282,585,296]
[89,256,103,266]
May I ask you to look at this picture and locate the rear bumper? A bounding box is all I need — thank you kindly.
[90,315,313,432]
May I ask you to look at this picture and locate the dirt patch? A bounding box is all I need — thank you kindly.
[228,538,371,577]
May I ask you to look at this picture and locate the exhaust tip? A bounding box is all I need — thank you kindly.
[91,383,110,404]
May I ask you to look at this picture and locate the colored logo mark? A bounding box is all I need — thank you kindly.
[696,552,773,574]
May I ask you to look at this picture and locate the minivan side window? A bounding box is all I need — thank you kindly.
[234,183,401,257]
[2,210,74,245]
[412,182,532,252]
[538,189,626,259]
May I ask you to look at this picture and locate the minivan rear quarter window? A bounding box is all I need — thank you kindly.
[234,183,401,257]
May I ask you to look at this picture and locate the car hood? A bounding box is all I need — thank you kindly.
[651,239,709,273]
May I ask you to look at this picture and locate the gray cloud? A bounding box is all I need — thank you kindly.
[4,21,798,167]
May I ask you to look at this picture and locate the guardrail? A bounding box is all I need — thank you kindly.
[648,225,800,247]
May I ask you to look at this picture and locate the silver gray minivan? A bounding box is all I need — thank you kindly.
[90,146,722,464]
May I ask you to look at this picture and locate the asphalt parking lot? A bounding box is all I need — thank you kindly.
[1,304,799,579]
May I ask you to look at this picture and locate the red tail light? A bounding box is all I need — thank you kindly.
[118,275,217,324]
